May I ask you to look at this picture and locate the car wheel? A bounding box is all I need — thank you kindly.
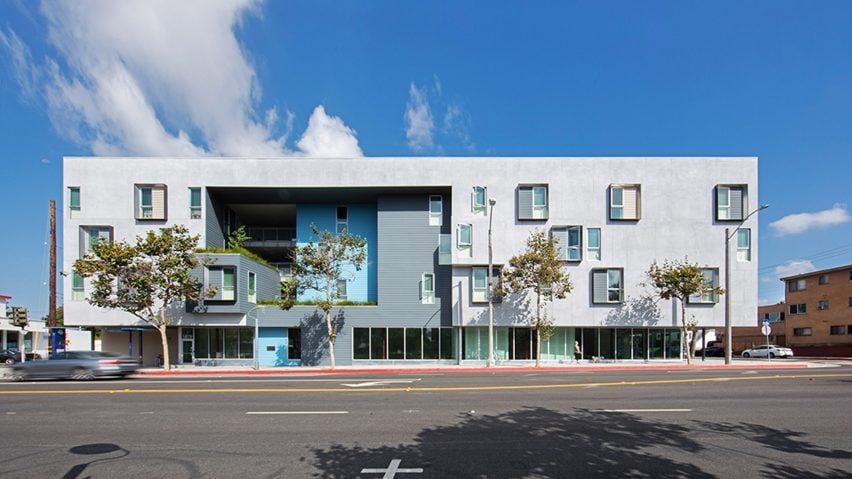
[4,358,14,365]
[71,368,95,381]
[743,352,750,358]
[769,352,775,359]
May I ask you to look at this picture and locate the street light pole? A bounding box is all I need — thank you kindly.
[246,305,261,370]
[487,198,496,368]
[724,204,769,365]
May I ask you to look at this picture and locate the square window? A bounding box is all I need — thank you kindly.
[789,303,807,315]
[830,325,845,335]
[788,279,806,292]
[80,226,113,256]
[688,268,720,304]
[716,185,747,221]
[517,185,548,220]
[818,274,829,285]
[609,184,640,220]
[818,300,829,310]
[593,268,623,304]
[429,196,442,226]
[135,184,167,220]
[552,226,582,261]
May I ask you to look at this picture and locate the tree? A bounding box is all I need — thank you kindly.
[500,230,573,367]
[73,225,214,370]
[278,224,367,369]
[645,258,725,364]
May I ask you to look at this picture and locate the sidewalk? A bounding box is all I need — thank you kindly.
[135,357,832,377]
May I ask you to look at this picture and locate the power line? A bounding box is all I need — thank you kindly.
[759,242,852,273]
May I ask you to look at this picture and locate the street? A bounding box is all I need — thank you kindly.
[1,365,850,478]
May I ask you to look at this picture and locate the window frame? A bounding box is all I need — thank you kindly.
[336,278,348,301]
[736,229,751,262]
[587,228,601,261]
[818,274,829,285]
[472,186,487,214]
[688,268,720,304]
[421,273,435,304]
[69,187,81,218]
[72,272,85,301]
[429,195,443,226]
[818,299,829,310]
[715,184,747,221]
[517,184,549,220]
[788,279,806,292]
[552,225,582,262]
[532,185,548,219]
[793,327,812,337]
[247,271,257,304]
[609,184,641,221]
[336,206,348,234]
[789,303,807,315]
[830,325,845,335]
[457,223,473,248]
[189,187,202,219]
[592,268,624,304]
[135,184,167,220]
[221,267,236,301]
[472,267,488,303]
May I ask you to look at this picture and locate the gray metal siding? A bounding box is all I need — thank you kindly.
[592,270,608,303]
[517,186,533,220]
[729,187,744,220]
[205,189,225,248]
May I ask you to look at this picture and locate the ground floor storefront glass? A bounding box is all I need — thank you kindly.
[461,327,683,361]
[352,327,456,360]
[180,327,254,364]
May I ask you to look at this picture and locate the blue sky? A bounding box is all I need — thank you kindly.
[1,0,850,320]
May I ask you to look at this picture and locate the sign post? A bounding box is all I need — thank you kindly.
[761,320,771,361]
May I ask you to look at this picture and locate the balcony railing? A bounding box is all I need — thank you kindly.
[244,227,297,247]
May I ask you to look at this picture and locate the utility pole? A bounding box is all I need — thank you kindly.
[49,200,57,328]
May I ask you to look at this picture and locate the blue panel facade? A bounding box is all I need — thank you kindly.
[258,327,298,367]
[295,203,377,303]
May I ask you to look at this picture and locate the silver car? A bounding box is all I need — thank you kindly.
[8,351,140,380]
[741,345,794,358]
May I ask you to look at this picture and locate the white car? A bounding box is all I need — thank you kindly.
[741,345,794,358]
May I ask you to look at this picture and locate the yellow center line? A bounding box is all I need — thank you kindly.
[1,372,850,395]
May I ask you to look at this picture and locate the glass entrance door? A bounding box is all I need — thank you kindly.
[181,328,194,364]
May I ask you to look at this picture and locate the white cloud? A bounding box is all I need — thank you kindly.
[404,83,434,152]
[0,26,39,100]
[404,77,475,153]
[296,105,362,158]
[8,0,361,158]
[769,204,851,236]
[772,260,816,280]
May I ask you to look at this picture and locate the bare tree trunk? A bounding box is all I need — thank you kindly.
[159,322,171,371]
[535,293,541,368]
[325,309,335,369]
[681,300,691,365]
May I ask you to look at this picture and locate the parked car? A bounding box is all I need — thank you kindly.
[7,351,140,380]
[701,346,724,357]
[0,349,42,365]
[741,345,794,358]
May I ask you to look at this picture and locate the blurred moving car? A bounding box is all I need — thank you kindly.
[8,351,140,380]
[0,349,42,364]
[741,345,794,358]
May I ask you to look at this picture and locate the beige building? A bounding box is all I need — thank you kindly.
[774,264,852,356]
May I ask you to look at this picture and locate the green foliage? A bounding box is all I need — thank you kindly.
[645,258,725,363]
[278,224,368,368]
[227,225,250,250]
[73,224,214,370]
[501,230,573,366]
[195,246,271,267]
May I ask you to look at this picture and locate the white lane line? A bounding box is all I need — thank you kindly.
[342,379,421,388]
[246,411,349,415]
[595,409,693,413]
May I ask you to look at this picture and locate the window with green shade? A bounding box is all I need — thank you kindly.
[69,187,81,218]
[189,188,201,219]
[587,228,601,260]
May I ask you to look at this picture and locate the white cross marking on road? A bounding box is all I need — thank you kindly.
[361,459,423,478]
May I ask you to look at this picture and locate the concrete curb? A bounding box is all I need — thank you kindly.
[135,362,811,377]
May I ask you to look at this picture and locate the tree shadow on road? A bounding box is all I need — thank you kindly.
[693,421,852,460]
[310,407,714,478]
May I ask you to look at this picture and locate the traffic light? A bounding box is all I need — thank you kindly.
[10,307,28,327]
